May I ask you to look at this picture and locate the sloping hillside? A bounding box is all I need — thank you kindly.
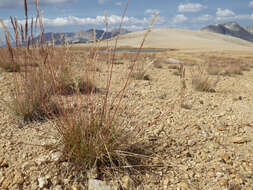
[81,28,253,51]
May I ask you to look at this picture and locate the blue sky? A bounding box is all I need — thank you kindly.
[1,0,253,35]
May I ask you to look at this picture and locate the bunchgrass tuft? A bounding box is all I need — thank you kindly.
[130,71,151,80]
[192,76,216,92]
[207,63,221,75]
[9,68,61,122]
[191,64,219,92]
[56,107,138,169]
[223,64,243,76]
[52,5,160,171]
[1,0,73,122]
[130,60,153,80]
[168,65,179,70]
[0,59,21,72]
[77,77,99,94]
[153,59,163,68]
[0,44,21,72]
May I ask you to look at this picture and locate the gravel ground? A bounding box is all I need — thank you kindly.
[0,50,253,190]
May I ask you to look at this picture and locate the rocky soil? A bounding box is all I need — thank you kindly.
[0,49,253,189]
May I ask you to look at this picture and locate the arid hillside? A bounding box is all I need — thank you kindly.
[76,28,253,51]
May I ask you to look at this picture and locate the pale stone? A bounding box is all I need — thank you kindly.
[38,177,48,188]
[88,179,117,190]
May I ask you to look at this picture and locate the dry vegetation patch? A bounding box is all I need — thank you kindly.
[191,64,219,92]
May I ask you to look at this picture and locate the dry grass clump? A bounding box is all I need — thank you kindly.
[56,104,140,169]
[130,60,152,80]
[241,64,251,71]
[205,56,248,76]
[168,65,179,70]
[9,67,60,122]
[130,71,151,80]
[52,6,160,171]
[153,59,163,68]
[0,48,21,72]
[172,70,180,76]
[192,76,216,92]
[0,0,74,122]
[191,64,219,92]
[54,61,99,95]
[0,36,21,72]
[120,52,132,61]
[207,63,222,75]
[77,77,99,94]
[8,47,74,122]
[223,64,243,76]
[168,64,181,76]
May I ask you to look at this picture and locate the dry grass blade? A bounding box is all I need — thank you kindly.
[0,19,21,72]
[108,13,159,125]
[99,0,130,127]
[24,0,28,40]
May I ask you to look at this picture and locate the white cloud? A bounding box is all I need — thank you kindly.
[235,14,253,20]
[194,14,213,22]
[145,9,159,15]
[155,16,167,25]
[249,1,253,7]
[0,0,75,9]
[178,3,207,13]
[0,13,168,32]
[1,15,149,29]
[172,14,188,24]
[216,13,253,21]
[98,0,111,5]
[214,8,253,21]
[37,0,75,4]
[144,9,166,25]
[216,8,235,17]
[115,2,122,6]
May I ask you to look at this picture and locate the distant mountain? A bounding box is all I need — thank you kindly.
[201,22,253,43]
[33,28,130,45]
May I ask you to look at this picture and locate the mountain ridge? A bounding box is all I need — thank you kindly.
[201,22,253,43]
[33,28,130,45]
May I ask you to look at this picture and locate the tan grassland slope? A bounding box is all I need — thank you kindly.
[94,28,253,50]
